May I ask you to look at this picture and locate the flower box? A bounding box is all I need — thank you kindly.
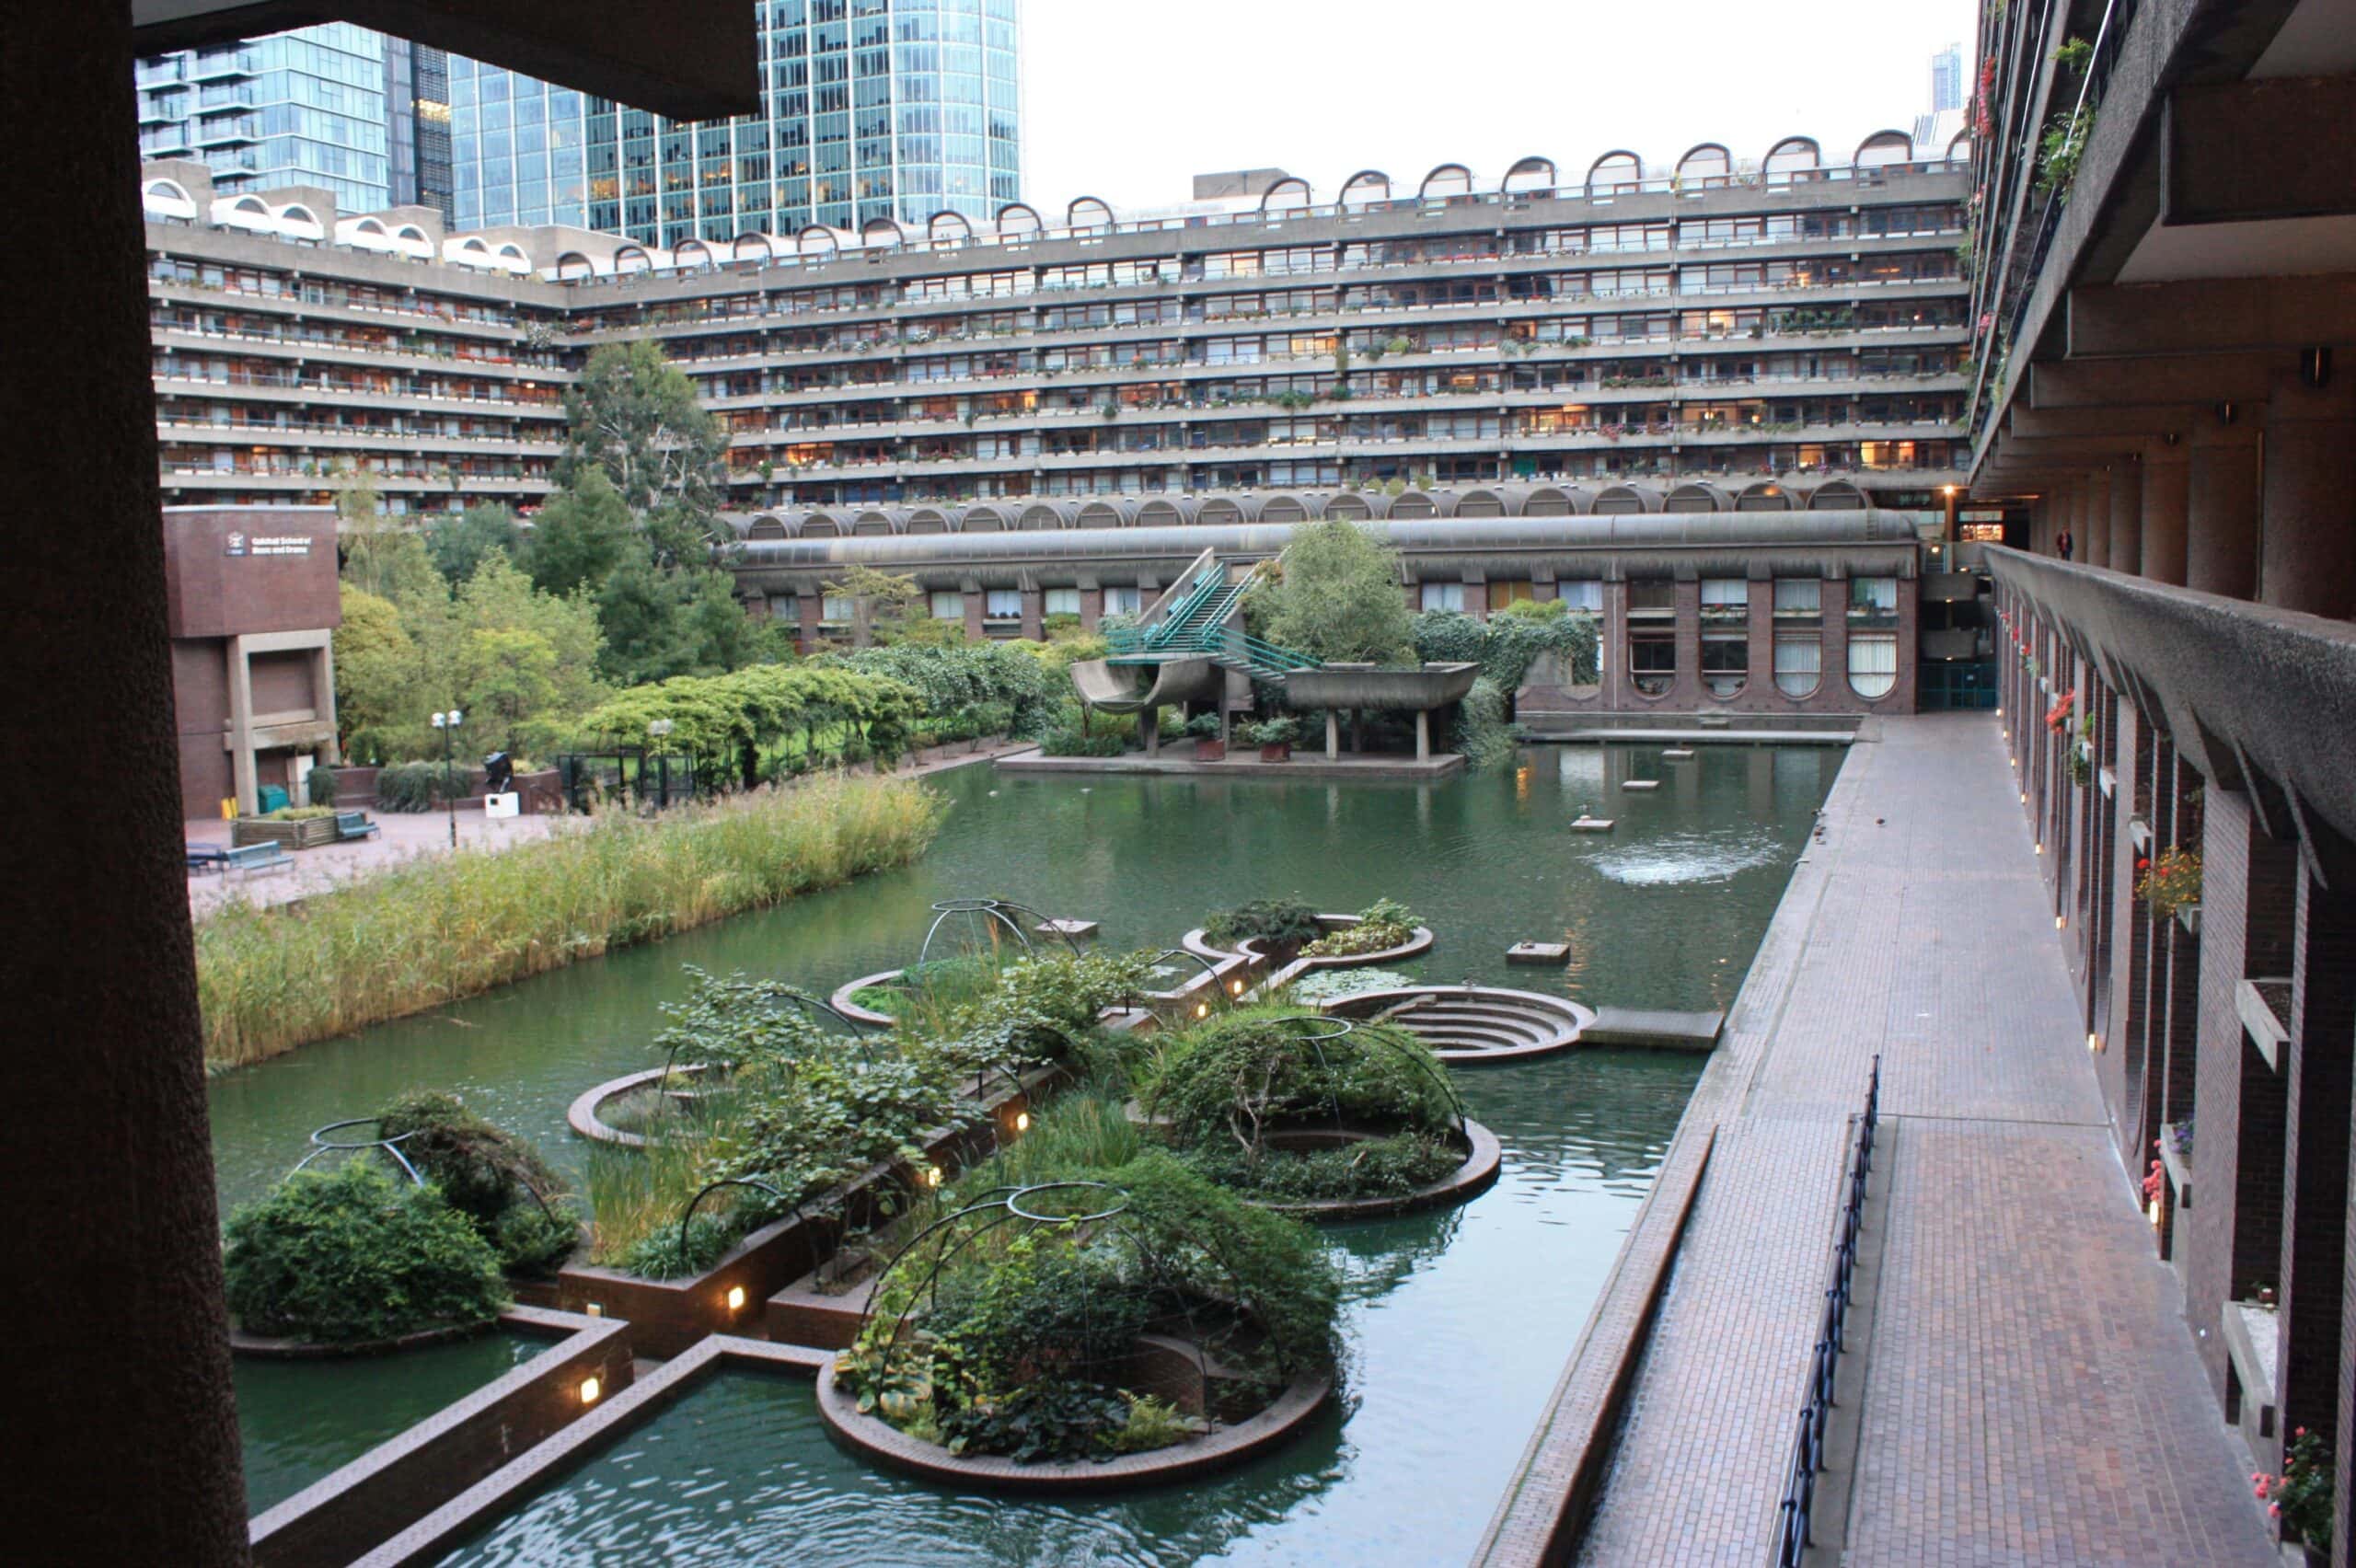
[231,814,339,849]
[1258,742,1292,763]
[1194,738,1227,762]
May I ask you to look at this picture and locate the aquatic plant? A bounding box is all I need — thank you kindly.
[195,774,945,1070]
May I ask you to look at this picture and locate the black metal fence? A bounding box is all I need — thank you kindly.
[554,752,698,813]
[1773,1052,1882,1566]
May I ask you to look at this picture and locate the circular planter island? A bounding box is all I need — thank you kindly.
[1318,986,1595,1065]
[1243,1116,1503,1221]
[814,1355,1333,1493]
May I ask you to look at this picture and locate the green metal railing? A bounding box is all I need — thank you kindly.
[1141,564,1227,650]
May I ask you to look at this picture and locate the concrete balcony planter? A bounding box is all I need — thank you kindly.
[2176,903,2202,937]
[1194,738,1227,762]
[231,814,339,849]
[1258,742,1293,763]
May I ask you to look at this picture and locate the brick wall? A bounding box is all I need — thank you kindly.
[2285,870,2356,1445]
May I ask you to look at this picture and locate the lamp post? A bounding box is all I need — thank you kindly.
[431,709,464,848]
[647,718,674,808]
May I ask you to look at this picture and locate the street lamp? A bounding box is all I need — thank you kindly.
[647,719,674,807]
[431,709,464,847]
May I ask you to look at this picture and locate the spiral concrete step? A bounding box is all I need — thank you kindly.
[1320,986,1594,1065]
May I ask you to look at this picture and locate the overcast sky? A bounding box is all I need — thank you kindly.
[1020,0,1975,212]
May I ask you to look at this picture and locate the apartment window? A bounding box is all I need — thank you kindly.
[1700,579,1748,622]
[1630,628,1676,697]
[766,592,797,621]
[821,594,853,624]
[1420,582,1467,613]
[1848,576,1900,625]
[930,591,965,620]
[1044,587,1081,617]
[1555,581,1603,614]
[1627,579,1675,617]
[984,589,1022,619]
[1703,633,1748,698]
[1103,585,1143,616]
[1774,633,1822,698]
[1773,578,1822,619]
[1848,633,1899,700]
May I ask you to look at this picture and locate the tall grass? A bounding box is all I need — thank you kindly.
[196,774,945,1071]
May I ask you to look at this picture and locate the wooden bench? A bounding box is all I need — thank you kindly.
[335,811,381,842]
[221,841,294,877]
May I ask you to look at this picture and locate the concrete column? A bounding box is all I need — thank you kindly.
[1324,709,1339,761]
[2140,437,2190,586]
[962,591,985,643]
[0,6,247,1557]
[2188,408,2262,600]
[226,635,257,815]
[1079,587,1103,630]
[2079,467,2112,570]
[796,593,822,651]
[2260,369,2356,620]
[1415,709,1430,761]
[1141,704,1159,755]
[2107,459,2142,579]
[1019,587,1044,640]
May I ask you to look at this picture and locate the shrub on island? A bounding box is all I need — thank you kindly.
[223,1160,509,1343]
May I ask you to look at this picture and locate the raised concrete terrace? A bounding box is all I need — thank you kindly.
[1481,713,2273,1566]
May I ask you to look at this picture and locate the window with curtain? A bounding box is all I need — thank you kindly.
[1556,581,1603,613]
[1774,632,1821,697]
[821,594,853,623]
[1420,582,1466,612]
[1848,576,1900,623]
[1701,578,1748,622]
[984,589,1022,618]
[1848,632,1898,698]
[1773,578,1821,617]
[1044,587,1080,617]
[930,591,964,619]
[1103,586,1143,615]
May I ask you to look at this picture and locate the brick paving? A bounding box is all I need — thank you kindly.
[1572,714,2272,1567]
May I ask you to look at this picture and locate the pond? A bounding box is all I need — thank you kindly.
[209,743,1841,1553]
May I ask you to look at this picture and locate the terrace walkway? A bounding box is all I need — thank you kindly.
[1488,714,2272,1567]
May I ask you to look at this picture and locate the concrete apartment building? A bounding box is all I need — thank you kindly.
[1966,0,2356,1551]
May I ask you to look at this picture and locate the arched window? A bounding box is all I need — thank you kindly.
[673,237,713,269]
[1259,177,1311,214]
[732,232,775,264]
[1675,144,1732,186]
[995,202,1043,239]
[1586,151,1643,194]
[1501,156,1558,195]
[613,244,652,274]
[860,216,905,249]
[1854,130,1913,169]
[927,211,973,247]
[1338,170,1392,205]
[796,226,838,259]
[1417,163,1472,199]
[1065,195,1114,231]
[1762,136,1821,176]
[555,250,595,280]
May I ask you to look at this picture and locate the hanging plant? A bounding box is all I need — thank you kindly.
[2045,690,2074,732]
[2134,847,2202,919]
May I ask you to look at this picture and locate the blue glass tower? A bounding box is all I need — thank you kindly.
[135,24,391,212]
[447,0,1022,246]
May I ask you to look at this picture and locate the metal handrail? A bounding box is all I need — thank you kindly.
[1773,1053,1881,1567]
[1142,564,1228,650]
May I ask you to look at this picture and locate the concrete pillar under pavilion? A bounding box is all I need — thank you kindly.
[2260,368,2356,619]
[2188,409,2262,600]
[2108,458,2142,578]
[2080,467,2112,569]
[2141,437,2191,585]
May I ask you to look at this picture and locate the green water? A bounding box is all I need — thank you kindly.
[209,743,1842,1556]
[237,1329,542,1515]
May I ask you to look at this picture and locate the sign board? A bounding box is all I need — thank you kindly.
[483,791,522,820]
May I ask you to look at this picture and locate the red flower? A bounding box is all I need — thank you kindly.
[2136,858,2150,871]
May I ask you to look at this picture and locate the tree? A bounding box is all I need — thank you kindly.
[426,503,521,586]
[823,563,928,646]
[1254,519,1416,665]
[454,626,561,757]
[525,467,636,596]
[332,583,427,763]
[557,340,728,563]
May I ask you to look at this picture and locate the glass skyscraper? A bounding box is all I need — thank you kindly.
[1931,42,1965,114]
[447,0,1022,246]
[135,23,392,212]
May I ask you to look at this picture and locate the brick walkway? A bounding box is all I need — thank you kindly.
[1574,714,2271,1567]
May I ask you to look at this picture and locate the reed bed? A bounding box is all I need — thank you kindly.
[196,774,945,1071]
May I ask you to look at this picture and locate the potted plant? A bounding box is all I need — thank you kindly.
[1242,716,1299,763]
[1186,711,1226,761]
